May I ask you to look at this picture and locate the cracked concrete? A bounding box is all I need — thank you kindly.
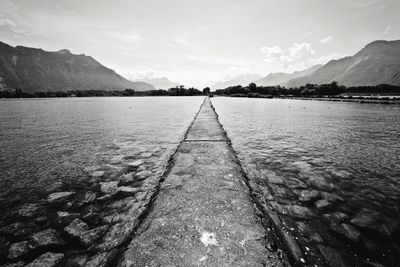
[118,98,286,267]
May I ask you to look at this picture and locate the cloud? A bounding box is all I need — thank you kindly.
[383,25,392,34]
[0,18,17,28]
[305,31,313,36]
[260,46,285,63]
[260,42,315,68]
[0,18,31,36]
[320,36,333,44]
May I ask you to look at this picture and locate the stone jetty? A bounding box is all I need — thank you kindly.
[118,98,287,266]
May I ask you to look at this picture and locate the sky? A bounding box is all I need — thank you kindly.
[0,0,399,87]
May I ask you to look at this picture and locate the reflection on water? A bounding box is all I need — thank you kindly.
[0,97,203,213]
[212,97,400,266]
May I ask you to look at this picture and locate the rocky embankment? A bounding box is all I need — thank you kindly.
[0,147,171,266]
[239,159,400,266]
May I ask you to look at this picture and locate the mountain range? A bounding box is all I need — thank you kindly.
[255,65,322,87]
[0,42,155,93]
[134,77,179,89]
[213,40,400,89]
[211,73,262,90]
[286,40,400,87]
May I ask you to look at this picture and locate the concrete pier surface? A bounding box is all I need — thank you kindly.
[118,98,286,266]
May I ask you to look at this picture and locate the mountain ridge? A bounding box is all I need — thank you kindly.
[134,76,179,89]
[211,73,262,89]
[286,40,400,87]
[0,41,155,92]
[255,65,322,87]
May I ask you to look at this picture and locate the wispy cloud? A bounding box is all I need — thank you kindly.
[320,36,333,44]
[0,17,31,36]
[383,25,392,34]
[260,42,315,68]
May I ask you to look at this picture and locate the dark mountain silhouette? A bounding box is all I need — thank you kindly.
[0,41,155,92]
[286,40,400,87]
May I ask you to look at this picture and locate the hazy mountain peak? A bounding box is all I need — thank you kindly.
[211,73,262,89]
[134,76,179,89]
[255,65,322,87]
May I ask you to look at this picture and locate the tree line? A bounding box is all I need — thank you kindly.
[214,82,400,97]
[0,85,204,98]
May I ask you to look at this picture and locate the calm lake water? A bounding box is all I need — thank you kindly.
[212,97,400,265]
[0,97,204,213]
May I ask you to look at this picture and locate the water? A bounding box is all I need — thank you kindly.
[0,97,204,213]
[211,97,400,265]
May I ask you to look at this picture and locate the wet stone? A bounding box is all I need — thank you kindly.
[25,252,63,267]
[47,191,75,203]
[79,225,108,246]
[91,171,104,178]
[137,165,147,172]
[267,174,285,185]
[64,218,89,238]
[330,223,360,242]
[141,152,152,158]
[55,211,80,227]
[16,203,39,218]
[94,221,137,251]
[29,228,65,249]
[119,173,135,185]
[269,201,288,215]
[8,241,29,259]
[320,192,344,203]
[322,212,349,226]
[298,190,320,202]
[285,205,314,220]
[0,222,39,238]
[310,232,324,244]
[315,199,331,210]
[100,181,119,194]
[287,178,308,189]
[84,166,100,172]
[86,251,115,267]
[330,169,351,179]
[82,191,97,204]
[306,177,334,192]
[350,208,398,237]
[135,170,152,180]
[116,186,140,197]
[81,211,102,226]
[63,254,89,266]
[128,160,143,168]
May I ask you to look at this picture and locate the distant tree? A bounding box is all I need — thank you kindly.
[248,83,257,92]
[203,87,210,95]
[123,89,136,96]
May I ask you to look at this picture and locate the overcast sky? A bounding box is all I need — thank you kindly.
[1,0,399,87]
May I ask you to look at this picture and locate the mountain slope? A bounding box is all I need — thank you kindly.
[286,40,400,87]
[211,73,262,89]
[255,65,322,86]
[134,77,179,89]
[0,42,155,92]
